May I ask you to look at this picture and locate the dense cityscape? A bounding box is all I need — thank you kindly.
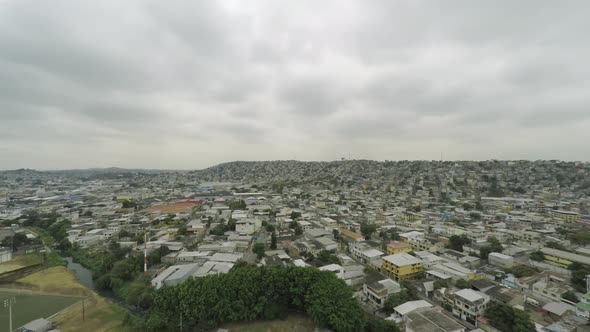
[1,160,590,331]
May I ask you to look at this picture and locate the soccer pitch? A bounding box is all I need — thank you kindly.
[0,291,81,331]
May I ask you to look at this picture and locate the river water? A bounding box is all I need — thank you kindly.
[65,257,94,289]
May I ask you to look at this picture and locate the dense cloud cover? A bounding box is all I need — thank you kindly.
[1,0,589,169]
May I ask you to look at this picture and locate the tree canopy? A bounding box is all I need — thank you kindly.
[447,235,471,252]
[145,265,366,331]
[485,302,535,332]
[360,223,377,240]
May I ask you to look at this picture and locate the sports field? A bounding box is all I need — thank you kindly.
[0,291,80,330]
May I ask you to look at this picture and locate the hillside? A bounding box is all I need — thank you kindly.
[189,160,590,196]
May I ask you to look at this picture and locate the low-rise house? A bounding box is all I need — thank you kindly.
[488,252,514,268]
[304,228,331,239]
[359,248,384,265]
[362,272,401,308]
[575,292,590,320]
[75,235,100,248]
[176,251,212,263]
[532,278,573,302]
[542,302,574,320]
[338,228,364,243]
[440,249,481,267]
[390,300,432,320]
[430,262,482,281]
[386,241,412,255]
[405,308,466,332]
[313,237,338,251]
[297,220,312,231]
[235,219,256,235]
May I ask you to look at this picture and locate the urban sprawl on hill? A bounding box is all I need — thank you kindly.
[1,160,590,331]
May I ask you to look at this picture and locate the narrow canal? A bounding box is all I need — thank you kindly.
[65,257,94,289]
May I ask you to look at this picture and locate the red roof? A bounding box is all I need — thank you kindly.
[177,199,204,204]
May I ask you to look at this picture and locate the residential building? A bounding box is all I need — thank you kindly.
[390,300,432,320]
[339,228,364,243]
[488,252,514,268]
[405,308,466,332]
[452,289,489,326]
[235,220,255,235]
[541,247,590,268]
[362,272,401,308]
[551,210,580,223]
[382,253,423,281]
[576,293,590,320]
[386,241,412,255]
[0,248,12,263]
[532,278,573,302]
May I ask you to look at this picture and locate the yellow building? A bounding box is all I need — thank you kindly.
[382,253,423,281]
[386,241,412,255]
[541,248,590,268]
[402,211,424,222]
[551,210,580,223]
[115,194,133,202]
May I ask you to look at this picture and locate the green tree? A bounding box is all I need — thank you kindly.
[463,202,473,210]
[210,224,226,236]
[177,224,187,236]
[253,242,265,259]
[333,229,340,240]
[365,319,400,332]
[546,241,566,250]
[510,265,538,278]
[360,223,377,240]
[145,265,366,331]
[570,232,590,246]
[529,251,544,261]
[562,290,578,303]
[485,302,535,332]
[568,262,590,292]
[270,231,277,250]
[447,235,471,252]
[475,201,484,211]
[229,200,247,210]
[294,225,303,236]
[433,279,448,290]
[314,250,340,267]
[290,211,302,220]
[455,279,470,289]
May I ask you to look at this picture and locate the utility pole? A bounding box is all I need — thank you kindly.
[82,298,85,322]
[4,297,16,332]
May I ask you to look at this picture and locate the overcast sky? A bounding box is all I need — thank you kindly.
[1,1,589,170]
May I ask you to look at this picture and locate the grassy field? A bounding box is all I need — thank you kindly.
[0,291,80,330]
[2,266,130,332]
[15,266,90,297]
[0,254,43,274]
[218,314,316,332]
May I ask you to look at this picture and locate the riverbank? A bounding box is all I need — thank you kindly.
[3,266,130,331]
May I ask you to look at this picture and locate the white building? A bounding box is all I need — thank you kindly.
[235,220,256,235]
[452,289,489,326]
[488,252,514,268]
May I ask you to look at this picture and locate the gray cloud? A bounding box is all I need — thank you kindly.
[0,0,589,169]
